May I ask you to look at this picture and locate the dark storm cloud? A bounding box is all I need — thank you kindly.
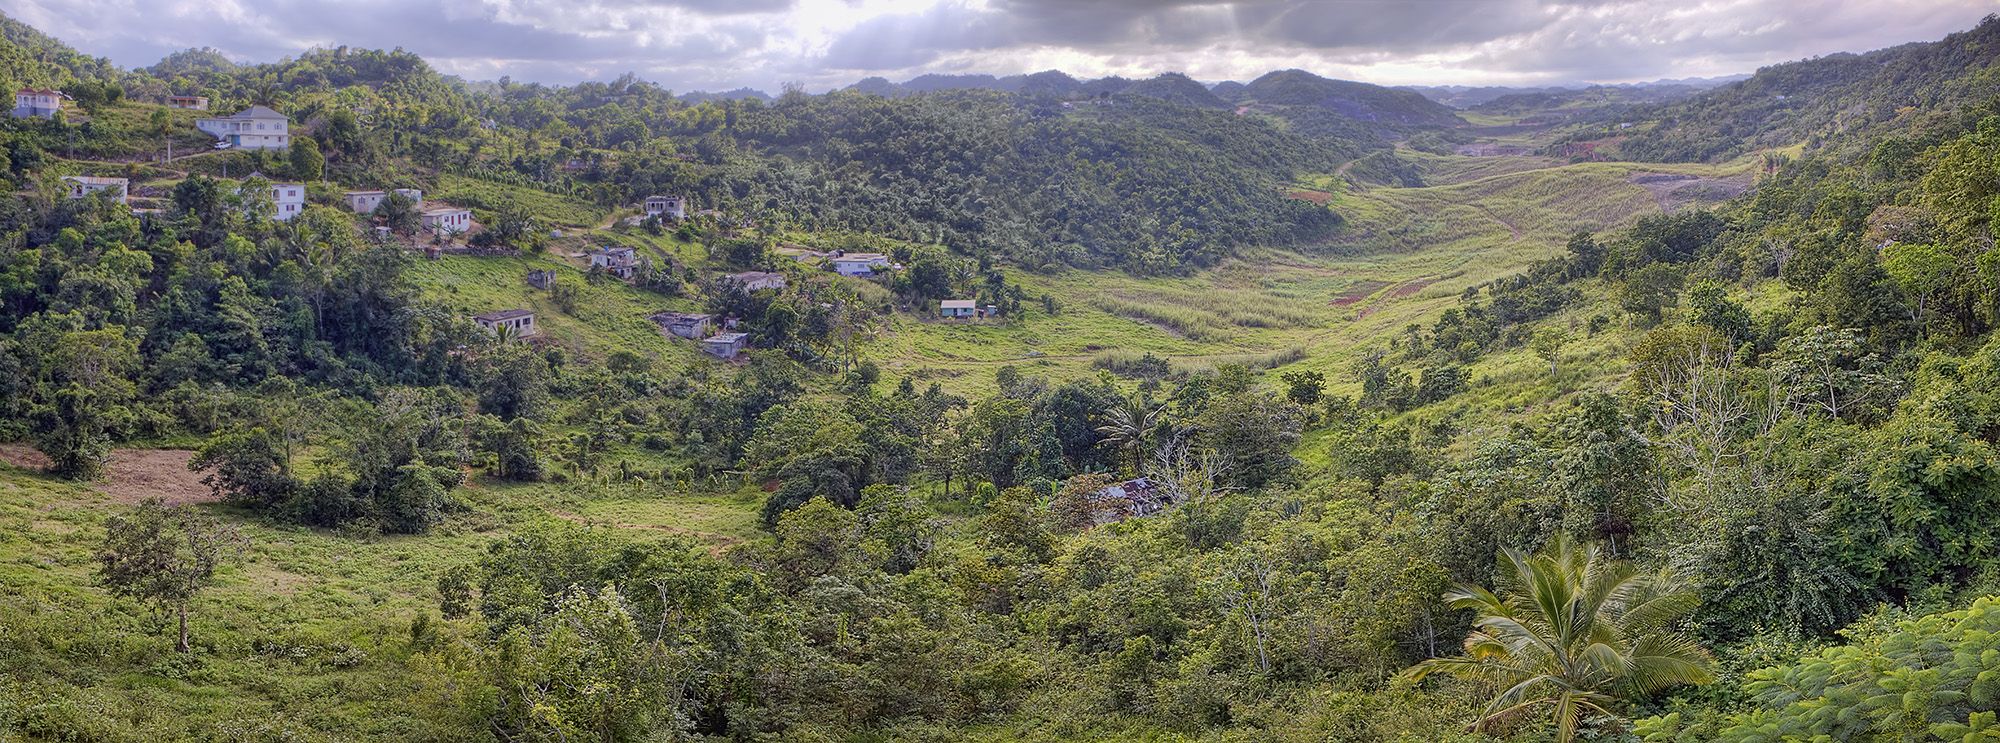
[1233,0,1556,50]
[819,0,1614,70]
[9,0,1997,89]
[821,0,1997,85]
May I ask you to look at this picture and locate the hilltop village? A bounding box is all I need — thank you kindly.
[32,90,1015,366]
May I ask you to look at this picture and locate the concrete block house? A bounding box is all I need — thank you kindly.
[270,181,306,221]
[830,252,890,277]
[473,309,537,340]
[727,271,787,292]
[650,311,715,340]
[61,176,129,204]
[196,105,291,150]
[939,299,977,319]
[702,332,749,360]
[589,246,640,279]
[643,194,687,220]
[420,206,474,237]
[12,88,65,118]
[345,188,422,214]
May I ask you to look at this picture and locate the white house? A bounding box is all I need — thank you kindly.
[726,271,787,292]
[344,188,422,214]
[12,88,65,118]
[420,206,474,237]
[345,191,384,213]
[643,194,687,220]
[270,182,306,221]
[196,105,291,150]
[939,299,977,319]
[165,95,209,110]
[830,252,890,277]
[589,246,639,278]
[61,176,129,204]
[474,309,537,340]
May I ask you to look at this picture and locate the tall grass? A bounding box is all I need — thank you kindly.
[1089,289,1321,341]
[1180,348,1307,374]
[1089,296,1230,342]
[435,173,606,227]
[1091,347,1306,378]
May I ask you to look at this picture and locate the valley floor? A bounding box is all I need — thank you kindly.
[869,152,1759,401]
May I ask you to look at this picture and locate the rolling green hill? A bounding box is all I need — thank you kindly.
[1244,69,1465,128]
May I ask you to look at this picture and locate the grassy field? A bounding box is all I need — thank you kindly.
[0,455,763,740]
[405,252,709,365]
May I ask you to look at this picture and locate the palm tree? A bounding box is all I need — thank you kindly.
[1403,537,1713,743]
[1095,397,1164,474]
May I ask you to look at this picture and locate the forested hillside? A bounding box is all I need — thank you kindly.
[4,10,2000,743]
[1610,14,2000,161]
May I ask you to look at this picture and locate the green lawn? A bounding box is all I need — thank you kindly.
[0,454,762,740]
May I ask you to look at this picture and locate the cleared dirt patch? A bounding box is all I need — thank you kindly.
[1630,172,1754,213]
[0,444,47,471]
[0,445,214,506]
[1286,189,1333,206]
[1390,276,1442,298]
[1357,277,1445,319]
[1331,280,1389,307]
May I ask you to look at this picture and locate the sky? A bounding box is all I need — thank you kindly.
[6,0,1997,93]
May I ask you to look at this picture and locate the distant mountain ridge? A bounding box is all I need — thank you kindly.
[676,87,772,104]
[694,70,1745,126]
[1404,76,1746,109]
[828,68,1462,135]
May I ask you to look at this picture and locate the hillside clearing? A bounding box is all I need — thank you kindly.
[0,446,212,505]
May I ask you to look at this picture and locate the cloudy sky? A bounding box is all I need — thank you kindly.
[7,0,1996,92]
